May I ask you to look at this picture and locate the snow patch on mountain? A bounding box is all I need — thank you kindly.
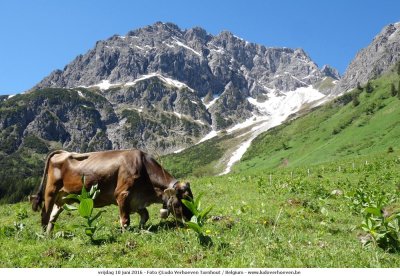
[219,86,325,175]
[92,80,121,90]
[202,94,221,109]
[125,73,195,92]
[172,37,202,56]
[197,130,218,144]
[77,90,85,98]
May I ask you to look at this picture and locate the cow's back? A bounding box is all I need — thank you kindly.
[52,149,143,195]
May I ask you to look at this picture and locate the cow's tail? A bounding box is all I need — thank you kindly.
[32,150,65,211]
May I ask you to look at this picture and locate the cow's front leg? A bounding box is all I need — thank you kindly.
[137,208,149,229]
[116,191,131,230]
[46,204,63,234]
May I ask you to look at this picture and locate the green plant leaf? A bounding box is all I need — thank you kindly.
[85,226,96,237]
[365,207,382,217]
[321,207,329,217]
[190,216,198,224]
[365,216,374,231]
[71,224,82,230]
[80,175,89,199]
[88,210,106,225]
[78,198,93,218]
[81,185,88,199]
[182,199,199,216]
[64,194,80,201]
[194,193,203,209]
[63,204,78,211]
[199,205,213,221]
[185,221,202,234]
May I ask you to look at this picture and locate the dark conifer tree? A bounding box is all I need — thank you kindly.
[398,80,400,100]
[365,81,373,93]
[391,83,397,97]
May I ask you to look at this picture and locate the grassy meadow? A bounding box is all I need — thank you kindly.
[1,152,400,268]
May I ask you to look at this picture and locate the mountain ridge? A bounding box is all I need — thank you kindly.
[34,22,336,98]
[9,21,337,155]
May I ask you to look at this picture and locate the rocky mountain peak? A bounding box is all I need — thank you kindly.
[321,65,340,80]
[125,21,184,42]
[184,26,211,43]
[331,21,400,95]
[18,22,342,155]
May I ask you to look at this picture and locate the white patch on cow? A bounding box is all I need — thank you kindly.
[47,205,63,233]
[49,205,61,222]
[53,167,62,180]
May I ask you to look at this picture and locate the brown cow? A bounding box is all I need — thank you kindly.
[31,149,193,233]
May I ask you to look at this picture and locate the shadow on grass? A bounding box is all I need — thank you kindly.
[146,220,185,233]
[90,235,118,245]
[199,234,213,247]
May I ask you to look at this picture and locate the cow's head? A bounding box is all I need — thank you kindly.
[162,182,193,221]
[29,194,42,212]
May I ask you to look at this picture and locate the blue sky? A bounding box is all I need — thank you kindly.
[0,0,399,95]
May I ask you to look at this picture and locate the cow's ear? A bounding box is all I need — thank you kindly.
[164,188,177,197]
[185,182,190,188]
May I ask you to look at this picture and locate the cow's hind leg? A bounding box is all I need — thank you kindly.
[137,208,149,229]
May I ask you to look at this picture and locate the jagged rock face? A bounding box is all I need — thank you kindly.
[35,22,332,96]
[321,65,340,80]
[0,87,210,155]
[332,22,400,95]
[2,22,338,155]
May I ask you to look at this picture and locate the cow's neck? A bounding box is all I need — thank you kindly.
[144,154,176,191]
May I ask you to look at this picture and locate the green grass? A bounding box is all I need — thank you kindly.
[161,132,234,178]
[235,71,400,173]
[1,152,400,267]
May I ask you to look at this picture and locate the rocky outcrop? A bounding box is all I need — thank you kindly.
[36,23,334,98]
[332,22,400,95]
[321,65,340,80]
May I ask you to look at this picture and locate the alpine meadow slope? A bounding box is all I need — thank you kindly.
[161,67,400,177]
[235,68,400,173]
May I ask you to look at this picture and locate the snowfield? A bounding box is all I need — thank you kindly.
[83,73,195,92]
[219,86,326,175]
[125,73,195,92]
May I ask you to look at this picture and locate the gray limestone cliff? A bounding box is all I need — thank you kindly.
[332,22,400,95]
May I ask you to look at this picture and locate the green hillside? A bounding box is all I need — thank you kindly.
[235,71,400,173]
